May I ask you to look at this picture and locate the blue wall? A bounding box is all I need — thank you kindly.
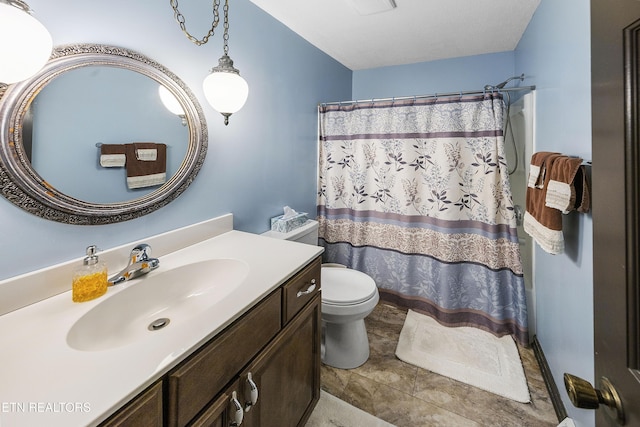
[0,0,351,280]
[515,1,594,426]
[352,51,516,100]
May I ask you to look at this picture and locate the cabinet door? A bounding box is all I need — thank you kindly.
[190,379,247,427]
[100,381,163,427]
[240,294,321,427]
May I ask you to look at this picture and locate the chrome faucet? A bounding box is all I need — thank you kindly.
[108,244,160,285]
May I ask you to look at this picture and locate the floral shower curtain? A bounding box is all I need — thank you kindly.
[317,93,528,345]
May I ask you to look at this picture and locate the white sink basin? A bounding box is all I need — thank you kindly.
[67,259,249,351]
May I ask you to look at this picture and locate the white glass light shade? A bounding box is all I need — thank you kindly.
[0,1,52,84]
[202,71,249,115]
[158,85,184,116]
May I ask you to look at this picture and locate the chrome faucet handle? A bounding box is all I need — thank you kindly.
[108,243,159,286]
[130,244,152,264]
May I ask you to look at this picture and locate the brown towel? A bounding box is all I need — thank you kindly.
[526,151,558,189]
[523,152,565,254]
[545,156,590,213]
[573,165,590,213]
[99,144,126,167]
[124,142,167,189]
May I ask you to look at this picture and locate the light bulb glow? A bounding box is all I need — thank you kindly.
[202,71,249,115]
[158,85,184,116]
[0,2,52,84]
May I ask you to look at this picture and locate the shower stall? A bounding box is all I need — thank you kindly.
[505,91,536,340]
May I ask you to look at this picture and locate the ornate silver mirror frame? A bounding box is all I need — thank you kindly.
[0,44,208,225]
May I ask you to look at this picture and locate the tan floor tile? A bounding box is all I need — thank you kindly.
[320,303,559,427]
[344,372,482,427]
[413,369,556,427]
[320,364,351,397]
[350,332,418,395]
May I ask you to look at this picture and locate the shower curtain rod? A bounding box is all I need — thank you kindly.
[319,85,536,107]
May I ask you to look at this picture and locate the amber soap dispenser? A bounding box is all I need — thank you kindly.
[72,245,108,303]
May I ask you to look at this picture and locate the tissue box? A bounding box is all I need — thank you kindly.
[271,212,309,233]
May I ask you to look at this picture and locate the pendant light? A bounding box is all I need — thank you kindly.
[0,0,52,84]
[170,0,248,125]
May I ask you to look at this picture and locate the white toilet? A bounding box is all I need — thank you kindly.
[262,220,379,369]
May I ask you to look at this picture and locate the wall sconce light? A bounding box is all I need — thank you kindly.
[170,0,248,125]
[158,85,187,126]
[0,0,52,84]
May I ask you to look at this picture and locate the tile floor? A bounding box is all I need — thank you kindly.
[320,303,559,427]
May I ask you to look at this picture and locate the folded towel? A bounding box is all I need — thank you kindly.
[125,142,167,189]
[523,152,565,254]
[526,151,558,189]
[99,144,126,168]
[545,156,590,213]
[135,148,158,161]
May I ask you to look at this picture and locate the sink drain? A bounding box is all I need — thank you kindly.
[148,318,170,331]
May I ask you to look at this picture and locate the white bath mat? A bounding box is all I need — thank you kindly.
[305,390,396,427]
[395,310,530,403]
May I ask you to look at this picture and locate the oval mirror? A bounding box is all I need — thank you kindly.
[0,44,207,224]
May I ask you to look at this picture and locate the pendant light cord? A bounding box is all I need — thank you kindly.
[222,0,229,55]
[170,0,221,46]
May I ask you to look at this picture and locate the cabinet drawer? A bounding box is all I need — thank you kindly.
[167,289,281,427]
[282,257,321,325]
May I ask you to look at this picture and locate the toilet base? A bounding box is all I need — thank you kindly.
[322,318,370,369]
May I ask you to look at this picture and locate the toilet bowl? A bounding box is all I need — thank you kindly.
[262,220,379,369]
[321,265,379,368]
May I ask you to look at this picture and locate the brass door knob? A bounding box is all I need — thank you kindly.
[563,373,625,425]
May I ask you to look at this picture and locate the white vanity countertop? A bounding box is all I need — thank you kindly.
[0,230,323,427]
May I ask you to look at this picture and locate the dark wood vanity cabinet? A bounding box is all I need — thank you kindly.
[100,381,164,427]
[239,295,321,427]
[189,295,321,427]
[167,290,283,426]
[99,256,321,427]
[188,257,322,427]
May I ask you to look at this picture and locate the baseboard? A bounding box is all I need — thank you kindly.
[532,336,567,422]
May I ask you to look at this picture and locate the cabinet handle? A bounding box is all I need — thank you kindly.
[296,279,317,298]
[229,391,243,426]
[244,372,259,412]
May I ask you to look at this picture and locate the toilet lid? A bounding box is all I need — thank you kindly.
[321,267,377,305]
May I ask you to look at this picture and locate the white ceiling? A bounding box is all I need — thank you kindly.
[249,0,541,71]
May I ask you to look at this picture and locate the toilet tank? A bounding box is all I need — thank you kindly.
[261,220,319,245]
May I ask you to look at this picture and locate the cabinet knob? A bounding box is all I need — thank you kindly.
[244,372,259,412]
[229,391,244,426]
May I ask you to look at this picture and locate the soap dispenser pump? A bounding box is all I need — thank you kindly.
[72,245,108,303]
